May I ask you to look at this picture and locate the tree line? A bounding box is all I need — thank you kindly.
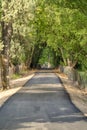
[0,0,87,90]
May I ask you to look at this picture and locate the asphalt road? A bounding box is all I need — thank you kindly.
[0,72,87,130]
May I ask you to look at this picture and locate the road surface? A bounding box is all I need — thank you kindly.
[0,72,87,130]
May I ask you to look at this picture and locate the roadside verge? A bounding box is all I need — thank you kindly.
[56,72,87,117]
[0,73,35,108]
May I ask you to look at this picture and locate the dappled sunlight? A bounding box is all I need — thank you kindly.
[19,84,63,94]
[11,74,34,83]
[0,72,87,130]
[1,0,87,129]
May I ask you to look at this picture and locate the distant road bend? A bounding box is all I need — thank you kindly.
[0,71,87,130]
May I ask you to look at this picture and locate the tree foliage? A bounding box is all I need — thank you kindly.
[33,0,87,69]
[0,0,87,89]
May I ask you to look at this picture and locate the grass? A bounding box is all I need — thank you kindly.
[11,73,22,79]
[10,69,36,80]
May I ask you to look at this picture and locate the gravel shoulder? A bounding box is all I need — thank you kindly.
[56,72,87,117]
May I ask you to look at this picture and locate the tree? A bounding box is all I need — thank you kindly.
[35,0,87,69]
[0,0,87,90]
[0,0,35,89]
[1,1,13,89]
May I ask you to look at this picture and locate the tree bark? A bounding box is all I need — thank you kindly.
[67,58,78,68]
[25,47,34,69]
[59,47,67,65]
[1,21,13,90]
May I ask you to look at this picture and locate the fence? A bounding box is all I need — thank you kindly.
[59,65,87,90]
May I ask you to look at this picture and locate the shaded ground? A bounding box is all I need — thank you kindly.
[0,72,87,130]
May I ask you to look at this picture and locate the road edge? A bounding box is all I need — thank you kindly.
[0,73,35,109]
[55,72,87,118]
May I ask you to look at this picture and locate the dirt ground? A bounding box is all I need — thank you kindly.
[57,73,87,117]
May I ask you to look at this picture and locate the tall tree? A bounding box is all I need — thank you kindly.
[0,0,35,89]
[1,1,13,89]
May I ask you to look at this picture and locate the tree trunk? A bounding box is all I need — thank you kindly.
[67,58,72,67]
[59,48,67,65]
[26,47,34,69]
[1,21,13,90]
[67,58,77,68]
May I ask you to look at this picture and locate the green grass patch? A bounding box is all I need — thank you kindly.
[11,73,22,79]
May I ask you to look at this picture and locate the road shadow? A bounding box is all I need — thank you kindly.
[0,72,87,130]
[24,73,61,86]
